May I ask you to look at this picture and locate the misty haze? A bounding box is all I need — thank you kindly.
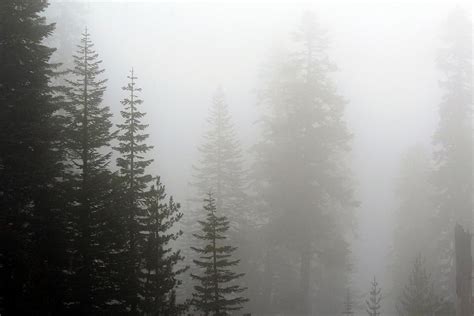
[0,0,472,315]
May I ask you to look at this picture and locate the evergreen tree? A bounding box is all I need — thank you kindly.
[397,255,444,316]
[366,277,381,316]
[191,193,248,315]
[342,288,354,316]
[253,11,356,314]
[63,28,115,314]
[431,8,472,298]
[114,68,154,313]
[140,178,188,315]
[0,0,67,313]
[186,87,253,310]
[190,87,247,224]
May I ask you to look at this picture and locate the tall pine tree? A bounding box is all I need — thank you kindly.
[253,11,356,314]
[140,178,188,315]
[63,28,115,314]
[0,0,67,313]
[431,8,472,299]
[114,68,154,313]
[191,193,248,315]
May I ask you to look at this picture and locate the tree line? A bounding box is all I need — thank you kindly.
[0,1,246,314]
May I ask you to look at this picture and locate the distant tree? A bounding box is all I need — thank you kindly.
[431,8,472,297]
[191,193,248,315]
[140,178,188,315]
[114,68,154,313]
[0,0,67,313]
[190,87,248,228]
[253,11,356,314]
[63,28,116,314]
[366,277,381,316]
[342,288,354,316]
[397,255,444,316]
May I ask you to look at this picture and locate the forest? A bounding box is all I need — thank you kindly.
[0,0,472,315]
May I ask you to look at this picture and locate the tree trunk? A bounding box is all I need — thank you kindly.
[455,223,472,316]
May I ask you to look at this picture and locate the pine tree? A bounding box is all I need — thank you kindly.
[342,288,354,316]
[431,8,472,298]
[63,28,115,314]
[190,87,247,224]
[140,177,188,315]
[253,11,356,314]
[186,87,253,309]
[0,0,67,313]
[397,255,444,316]
[114,68,154,313]
[191,193,248,315]
[366,277,381,316]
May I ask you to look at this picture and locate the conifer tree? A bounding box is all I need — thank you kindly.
[186,87,253,306]
[397,255,444,316]
[0,0,67,313]
[63,28,115,314]
[342,288,354,316]
[254,11,356,314]
[366,277,381,316]
[190,87,248,228]
[114,68,153,313]
[431,8,472,297]
[140,178,188,315]
[191,193,248,315]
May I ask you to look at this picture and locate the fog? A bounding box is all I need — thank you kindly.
[50,0,471,313]
[1,0,471,314]
[64,0,456,291]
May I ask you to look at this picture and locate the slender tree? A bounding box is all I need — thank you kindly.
[366,277,381,316]
[63,28,115,314]
[191,193,248,315]
[0,0,67,313]
[114,68,154,313]
[140,178,188,315]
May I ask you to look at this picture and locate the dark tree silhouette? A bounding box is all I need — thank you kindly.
[191,193,248,315]
[63,28,115,314]
[140,178,188,315]
[0,0,67,313]
[366,277,381,316]
[114,68,154,313]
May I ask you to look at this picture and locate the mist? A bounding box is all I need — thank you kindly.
[1,0,472,315]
